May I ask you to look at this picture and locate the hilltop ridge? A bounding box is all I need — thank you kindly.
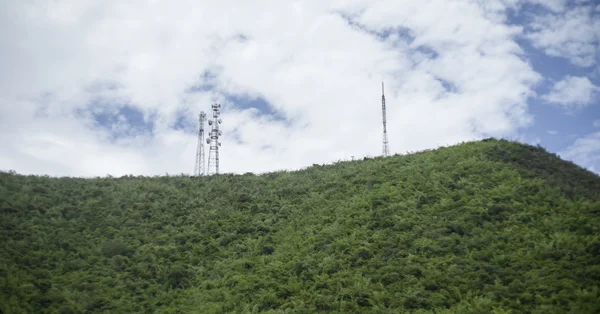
[1,138,599,313]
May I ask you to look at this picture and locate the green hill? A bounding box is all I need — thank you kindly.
[1,138,599,313]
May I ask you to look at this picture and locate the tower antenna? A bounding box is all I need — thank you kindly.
[206,103,222,175]
[381,82,390,157]
[194,111,207,176]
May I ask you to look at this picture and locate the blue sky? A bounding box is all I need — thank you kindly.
[518,41,599,153]
[506,1,599,156]
[0,0,599,176]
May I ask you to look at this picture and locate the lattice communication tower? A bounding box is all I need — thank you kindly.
[194,112,207,176]
[381,82,390,157]
[206,104,222,175]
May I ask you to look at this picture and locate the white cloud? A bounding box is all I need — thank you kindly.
[547,130,559,135]
[594,120,600,128]
[525,4,600,67]
[0,0,546,176]
[542,75,599,110]
[560,131,600,174]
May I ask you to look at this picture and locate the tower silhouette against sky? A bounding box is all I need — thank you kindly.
[194,111,206,176]
[381,82,389,157]
[206,104,222,175]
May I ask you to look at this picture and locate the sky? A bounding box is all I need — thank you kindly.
[0,0,599,177]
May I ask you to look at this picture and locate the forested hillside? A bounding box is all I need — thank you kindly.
[1,138,599,313]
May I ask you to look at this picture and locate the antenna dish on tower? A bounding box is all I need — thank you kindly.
[206,103,223,175]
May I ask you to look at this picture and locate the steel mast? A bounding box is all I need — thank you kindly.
[194,112,206,176]
[206,104,222,175]
[381,82,390,157]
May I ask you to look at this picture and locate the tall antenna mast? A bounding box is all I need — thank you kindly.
[206,103,222,175]
[381,82,390,157]
[194,112,207,176]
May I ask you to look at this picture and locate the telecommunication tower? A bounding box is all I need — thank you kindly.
[206,103,222,175]
[194,112,207,176]
[381,82,390,157]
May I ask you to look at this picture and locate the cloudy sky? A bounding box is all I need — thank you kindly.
[0,0,599,177]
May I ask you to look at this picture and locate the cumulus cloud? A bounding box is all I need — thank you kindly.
[560,131,600,174]
[525,4,600,68]
[0,0,547,176]
[542,75,599,110]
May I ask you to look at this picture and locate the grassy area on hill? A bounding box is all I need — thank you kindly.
[1,138,599,313]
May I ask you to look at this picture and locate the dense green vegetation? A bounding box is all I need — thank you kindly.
[1,138,599,313]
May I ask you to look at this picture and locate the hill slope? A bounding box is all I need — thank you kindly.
[1,138,599,313]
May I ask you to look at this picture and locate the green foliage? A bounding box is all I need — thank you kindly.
[1,138,599,313]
